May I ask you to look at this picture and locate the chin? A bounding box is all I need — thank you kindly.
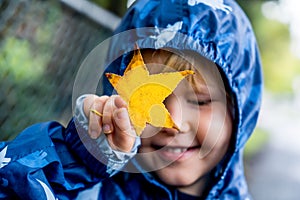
[155,168,200,187]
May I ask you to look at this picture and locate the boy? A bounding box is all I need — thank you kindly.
[0,0,263,199]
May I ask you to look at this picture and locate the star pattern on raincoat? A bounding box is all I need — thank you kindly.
[0,146,11,169]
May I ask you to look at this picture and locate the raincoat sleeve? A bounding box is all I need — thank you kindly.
[0,96,139,199]
[0,120,107,199]
[72,95,140,175]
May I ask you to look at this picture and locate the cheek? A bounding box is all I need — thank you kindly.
[141,124,163,139]
[195,114,210,141]
[196,106,232,158]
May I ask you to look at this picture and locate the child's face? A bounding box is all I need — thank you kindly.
[137,50,233,196]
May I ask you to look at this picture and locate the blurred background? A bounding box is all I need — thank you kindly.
[0,0,299,199]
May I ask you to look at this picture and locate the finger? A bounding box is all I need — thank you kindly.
[109,107,136,152]
[114,95,127,108]
[113,107,132,134]
[112,96,131,135]
[101,95,117,134]
[83,94,108,117]
[87,96,109,139]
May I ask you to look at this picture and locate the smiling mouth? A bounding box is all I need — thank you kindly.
[151,144,201,162]
[152,145,200,153]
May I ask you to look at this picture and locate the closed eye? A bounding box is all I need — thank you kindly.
[187,99,212,106]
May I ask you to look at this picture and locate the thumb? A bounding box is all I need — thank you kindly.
[113,108,132,134]
[110,107,136,152]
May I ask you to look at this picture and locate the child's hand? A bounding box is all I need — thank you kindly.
[83,95,136,152]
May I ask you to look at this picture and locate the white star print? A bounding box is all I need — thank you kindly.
[0,146,11,169]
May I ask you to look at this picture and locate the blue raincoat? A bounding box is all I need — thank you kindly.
[0,0,263,199]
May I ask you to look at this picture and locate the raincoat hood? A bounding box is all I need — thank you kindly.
[102,0,263,198]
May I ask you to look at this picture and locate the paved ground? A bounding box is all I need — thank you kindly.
[245,92,300,200]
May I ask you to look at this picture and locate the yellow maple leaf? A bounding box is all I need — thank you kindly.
[106,49,194,136]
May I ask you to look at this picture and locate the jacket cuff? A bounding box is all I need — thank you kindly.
[70,95,140,176]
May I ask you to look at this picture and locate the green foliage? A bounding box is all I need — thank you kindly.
[35,5,62,53]
[244,128,269,158]
[238,0,300,93]
[0,36,57,141]
[257,20,300,93]
[90,0,127,16]
[0,37,43,82]
[0,3,62,141]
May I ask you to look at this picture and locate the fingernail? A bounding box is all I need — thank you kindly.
[90,130,98,139]
[103,124,112,134]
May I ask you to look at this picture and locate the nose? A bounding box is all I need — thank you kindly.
[164,94,189,133]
